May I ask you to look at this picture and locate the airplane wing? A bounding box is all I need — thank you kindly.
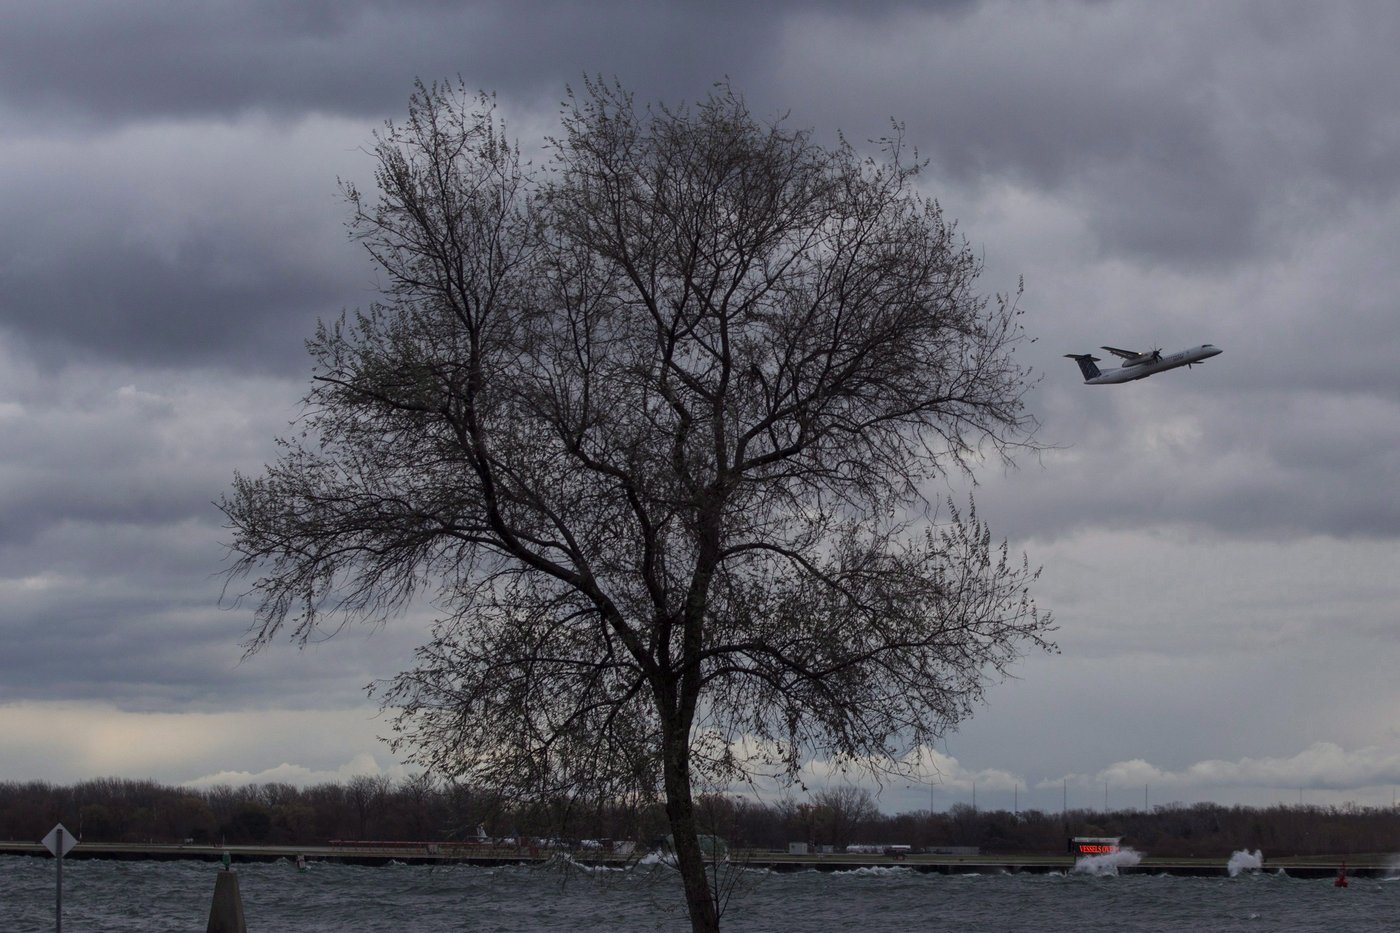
[1101,345,1162,366]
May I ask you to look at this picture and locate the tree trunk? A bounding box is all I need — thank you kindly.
[663,727,720,932]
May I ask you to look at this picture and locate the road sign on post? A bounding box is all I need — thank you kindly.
[42,823,78,857]
[42,823,77,933]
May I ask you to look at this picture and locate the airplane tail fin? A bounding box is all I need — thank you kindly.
[1065,353,1102,381]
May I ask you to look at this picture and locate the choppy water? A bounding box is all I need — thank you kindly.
[3,854,1398,932]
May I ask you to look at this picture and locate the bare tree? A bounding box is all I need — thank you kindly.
[397,772,442,840]
[222,78,1052,932]
[812,786,881,851]
[345,774,391,840]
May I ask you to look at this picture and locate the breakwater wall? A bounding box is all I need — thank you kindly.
[0,841,1383,878]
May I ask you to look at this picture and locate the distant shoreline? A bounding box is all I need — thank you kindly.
[1,841,1385,878]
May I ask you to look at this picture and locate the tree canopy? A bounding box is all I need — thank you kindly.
[222,78,1052,931]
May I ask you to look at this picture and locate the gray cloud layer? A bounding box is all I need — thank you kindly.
[3,0,1399,802]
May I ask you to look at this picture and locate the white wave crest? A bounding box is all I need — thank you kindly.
[1073,847,1143,876]
[835,865,915,878]
[635,850,677,869]
[544,852,623,874]
[1228,849,1263,876]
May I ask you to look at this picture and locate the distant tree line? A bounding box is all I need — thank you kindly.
[2,778,1397,858]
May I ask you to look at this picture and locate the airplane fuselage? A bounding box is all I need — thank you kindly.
[1070,344,1221,384]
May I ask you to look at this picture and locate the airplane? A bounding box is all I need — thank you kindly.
[1065,344,1222,384]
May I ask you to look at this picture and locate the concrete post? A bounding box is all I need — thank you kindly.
[206,869,248,933]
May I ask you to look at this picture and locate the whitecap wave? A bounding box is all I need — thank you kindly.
[635,850,677,869]
[542,852,623,874]
[1073,848,1143,876]
[834,865,915,878]
[1227,849,1263,877]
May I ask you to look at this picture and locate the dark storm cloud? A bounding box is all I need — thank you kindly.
[0,497,419,711]
[0,352,419,712]
[0,388,418,712]
[4,0,1400,804]
[0,555,404,710]
[963,363,1400,547]
[0,112,373,373]
[3,229,344,372]
[0,567,235,708]
[0,0,974,374]
[0,0,972,128]
[1,0,448,124]
[772,1,1400,268]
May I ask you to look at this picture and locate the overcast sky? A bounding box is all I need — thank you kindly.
[4,0,1400,820]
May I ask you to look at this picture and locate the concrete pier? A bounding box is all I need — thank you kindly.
[0,840,1386,878]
